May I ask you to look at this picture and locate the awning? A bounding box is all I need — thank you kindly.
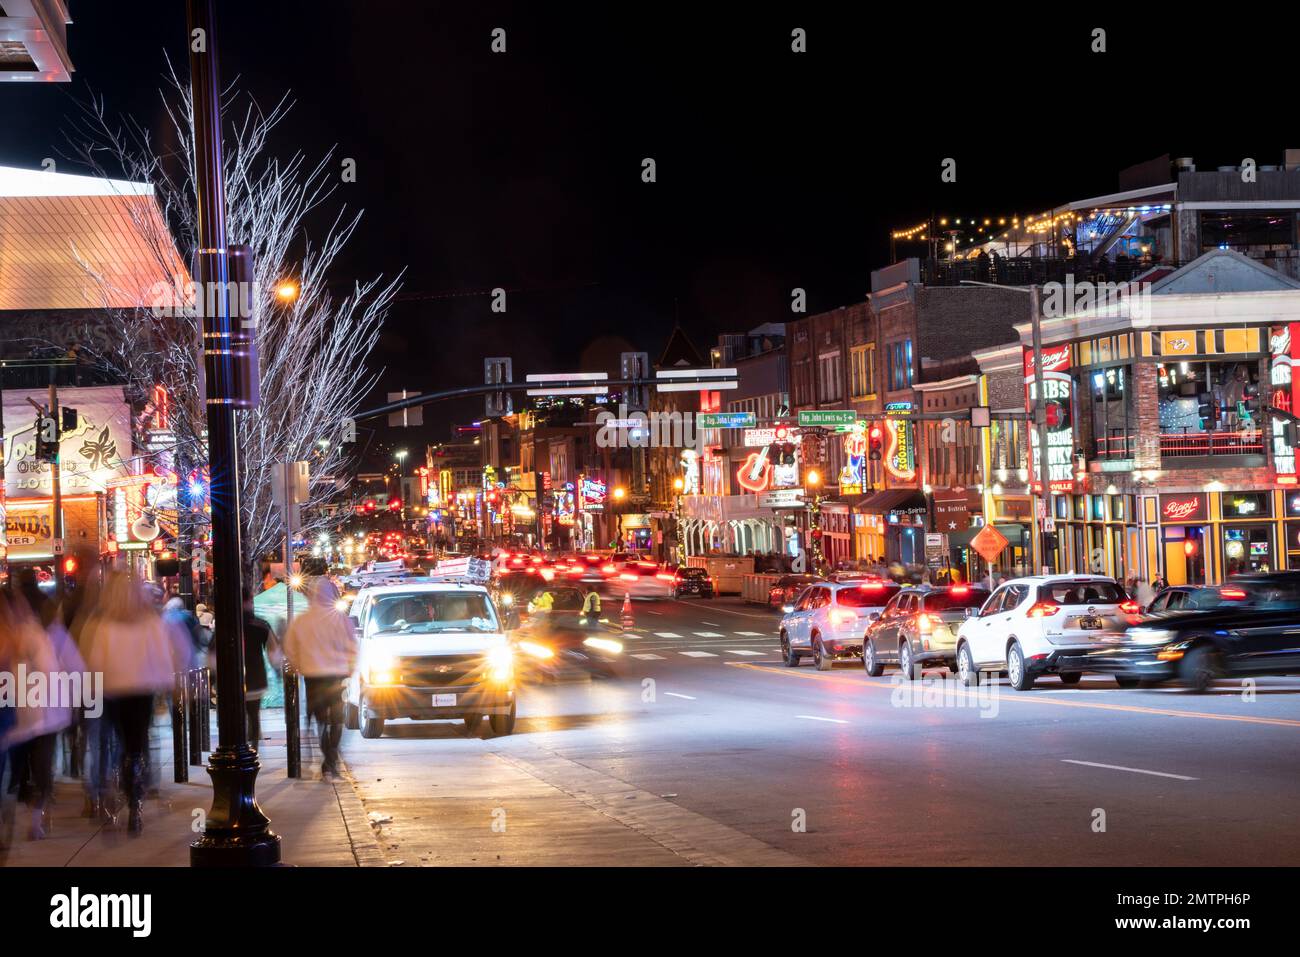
[845,489,927,514]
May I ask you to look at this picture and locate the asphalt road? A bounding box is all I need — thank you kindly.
[341,589,1300,866]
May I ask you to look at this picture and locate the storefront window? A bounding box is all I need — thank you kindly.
[1072,495,1086,521]
[1157,360,1263,455]
[1223,524,1273,576]
[1090,496,1106,521]
[1054,495,1069,519]
[1088,365,1133,458]
[1221,491,1271,520]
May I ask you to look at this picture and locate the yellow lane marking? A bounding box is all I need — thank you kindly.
[723,661,1300,729]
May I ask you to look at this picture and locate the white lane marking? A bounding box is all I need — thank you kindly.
[644,610,663,616]
[701,621,721,626]
[654,632,684,638]
[693,631,725,638]
[664,692,696,700]
[679,651,718,658]
[725,649,765,656]
[1060,759,1198,781]
[735,631,767,636]
[631,653,665,660]
[794,715,850,724]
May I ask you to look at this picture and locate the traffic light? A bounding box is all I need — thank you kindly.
[1197,392,1219,430]
[621,351,650,411]
[1241,383,1261,421]
[35,415,58,462]
[1044,402,1062,427]
[868,425,884,462]
[62,556,78,575]
[484,357,513,418]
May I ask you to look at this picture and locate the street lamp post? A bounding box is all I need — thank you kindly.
[805,469,824,574]
[186,0,280,867]
[612,485,626,550]
[672,476,685,564]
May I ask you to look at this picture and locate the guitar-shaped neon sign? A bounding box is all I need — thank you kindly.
[736,443,774,493]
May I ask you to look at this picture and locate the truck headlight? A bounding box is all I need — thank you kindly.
[487,645,514,683]
[367,652,397,685]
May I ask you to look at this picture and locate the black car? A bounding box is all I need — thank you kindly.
[670,566,715,598]
[1058,573,1300,691]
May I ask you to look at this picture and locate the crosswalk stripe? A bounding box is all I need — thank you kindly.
[725,649,765,656]
[734,631,767,637]
[693,631,724,638]
[654,632,683,638]
[679,651,717,658]
[631,653,665,660]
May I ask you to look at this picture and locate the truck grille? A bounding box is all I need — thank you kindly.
[398,654,482,686]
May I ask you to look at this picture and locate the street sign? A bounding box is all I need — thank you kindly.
[698,411,755,429]
[759,488,804,509]
[970,524,1009,564]
[52,537,64,555]
[271,461,310,508]
[797,410,856,428]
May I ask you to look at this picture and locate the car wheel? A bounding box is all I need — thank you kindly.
[781,633,800,668]
[488,701,517,736]
[813,635,833,671]
[1181,645,1220,693]
[462,713,482,735]
[359,717,385,739]
[1114,676,1141,689]
[863,639,884,676]
[957,643,980,687]
[898,640,916,680]
[1007,642,1035,691]
[1058,672,1082,686]
[344,701,360,731]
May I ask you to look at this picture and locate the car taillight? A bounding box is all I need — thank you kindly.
[1027,601,1060,618]
[1220,587,1246,600]
[1118,599,1139,614]
[949,585,970,595]
[619,572,637,581]
[917,613,942,634]
[829,609,858,627]
[602,564,616,574]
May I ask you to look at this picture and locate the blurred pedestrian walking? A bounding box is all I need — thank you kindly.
[81,572,188,834]
[283,579,357,778]
[242,588,276,749]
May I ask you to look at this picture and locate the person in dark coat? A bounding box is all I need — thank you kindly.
[242,588,275,749]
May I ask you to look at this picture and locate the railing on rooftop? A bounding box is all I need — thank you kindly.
[920,255,1182,288]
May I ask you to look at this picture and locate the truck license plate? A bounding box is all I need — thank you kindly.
[433,694,457,706]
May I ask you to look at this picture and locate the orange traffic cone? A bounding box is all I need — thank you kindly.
[621,593,635,629]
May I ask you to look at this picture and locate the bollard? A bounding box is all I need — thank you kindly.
[172,672,189,783]
[200,668,212,752]
[284,664,302,779]
[187,669,203,766]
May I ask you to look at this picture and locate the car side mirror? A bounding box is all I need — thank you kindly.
[781,603,795,614]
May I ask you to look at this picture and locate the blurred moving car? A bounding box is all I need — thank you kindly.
[344,582,516,738]
[779,579,902,670]
[767,573,825,609]
[1058,573,1300,691]
[510,585,622,679]
[612,559,671,598]
[668,566,715,598]
[1144,584,1248,613]
[954,575,1137,690]
[864,584,991,678]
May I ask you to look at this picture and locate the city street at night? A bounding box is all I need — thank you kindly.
[0,2,1293,941]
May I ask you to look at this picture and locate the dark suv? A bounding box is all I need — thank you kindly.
[670,566,715,598]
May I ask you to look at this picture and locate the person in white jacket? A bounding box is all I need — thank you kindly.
[81,573,188,834]
[283,578,357,777]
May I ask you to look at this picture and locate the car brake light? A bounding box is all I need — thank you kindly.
[1118,599,1139,614]
[917,613,942,634]
[859,582,885,590]
[601,564,616,574]
[1027,600,1060,618]
[950,585,969,595]
[619,572,637,581]
[830,609,858,627]
[1220,587,1246,599]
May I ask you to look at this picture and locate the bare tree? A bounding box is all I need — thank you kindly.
[62,60,400,573]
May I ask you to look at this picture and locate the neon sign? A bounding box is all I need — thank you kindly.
[1159,493,1206,523]
[883,419,915,481]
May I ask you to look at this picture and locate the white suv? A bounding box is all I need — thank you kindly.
[778,580,903,670]
[954,575,1137,690]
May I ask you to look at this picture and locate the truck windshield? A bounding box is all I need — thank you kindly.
[370,592,499,635]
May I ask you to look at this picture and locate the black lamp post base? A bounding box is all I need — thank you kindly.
[190,745,282,867]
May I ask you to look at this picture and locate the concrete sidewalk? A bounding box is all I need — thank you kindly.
[0,709,385,867]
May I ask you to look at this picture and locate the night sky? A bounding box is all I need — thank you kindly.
[0,5,1287,466]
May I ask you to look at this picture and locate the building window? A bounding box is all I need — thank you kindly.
[849,344,876,398]
[818,351,842,403]
[887,340,914,391]
[794,358,813,406]
[1157,360,1263,458]
[1088,365,1133,459]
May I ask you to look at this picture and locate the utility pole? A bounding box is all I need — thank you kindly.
[186,0,280,867]
[48,383,65,591]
